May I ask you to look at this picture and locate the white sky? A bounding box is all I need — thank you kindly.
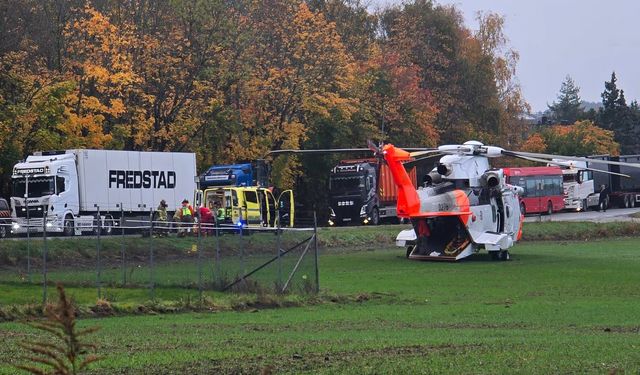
[371,0,640,112]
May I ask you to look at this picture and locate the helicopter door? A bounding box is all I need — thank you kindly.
[277,190,295,227]
[500,190,518,234]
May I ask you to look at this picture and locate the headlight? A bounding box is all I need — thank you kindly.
[46,222,53,228]
[12,223,20,230]
[359,205,367,217]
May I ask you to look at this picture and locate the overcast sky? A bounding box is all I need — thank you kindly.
[371,0,640,112]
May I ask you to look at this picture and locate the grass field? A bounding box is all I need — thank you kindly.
[1,227,640,374]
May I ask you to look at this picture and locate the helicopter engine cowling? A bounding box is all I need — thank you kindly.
[481,169,504,189]
[423,171,442,186]
[436,163,452,176]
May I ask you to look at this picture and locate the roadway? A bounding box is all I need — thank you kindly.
[524,207,640,223]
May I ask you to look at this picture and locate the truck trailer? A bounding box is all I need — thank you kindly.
[589,155,640,209]
[328,159,417,225]
[11,150,196,235]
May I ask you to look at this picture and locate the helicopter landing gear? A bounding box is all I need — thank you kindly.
[406,245,415,258]
[490,250,510,261]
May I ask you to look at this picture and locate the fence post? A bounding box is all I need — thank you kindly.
[197,209,203,303]
[120,204,126,285]
[96,206,102,300]
[214,217,221,288]
[42,211,48,305]
[276,219,282,292]
[149,207,155,300]
[313,211,319,294]
[25,175,31,283]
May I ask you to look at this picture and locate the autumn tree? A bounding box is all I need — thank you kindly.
[534,120,619,156]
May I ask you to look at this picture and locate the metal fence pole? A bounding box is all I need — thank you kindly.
[276,219,282,291]
[149,208,155,300]
[240,225,245,281]
[42,212,48,305]
[96,206,102,300]
[197,211,203,303]
[313,211,319,294]
[214,219,221,288]
[120,204,126,285]
[26,175,31,283]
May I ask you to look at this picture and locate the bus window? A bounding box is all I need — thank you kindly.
[525,178,537,197]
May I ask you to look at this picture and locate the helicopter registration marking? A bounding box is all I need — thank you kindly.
[438,203,451,211]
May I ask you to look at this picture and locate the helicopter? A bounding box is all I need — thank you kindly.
[269,140,640,261]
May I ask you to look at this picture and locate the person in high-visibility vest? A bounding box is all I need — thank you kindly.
[177,199,194,237]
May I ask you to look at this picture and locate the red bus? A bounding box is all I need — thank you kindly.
[503,166,565,215]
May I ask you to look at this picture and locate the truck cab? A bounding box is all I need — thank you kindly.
[549,159,600,211]
[11,152,79,235]
[328,160,379,225]
[199,160,269,189]
[199,163,253,188]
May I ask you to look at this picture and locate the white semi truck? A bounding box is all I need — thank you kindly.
[10,150,196,235]
[551,159,600,211]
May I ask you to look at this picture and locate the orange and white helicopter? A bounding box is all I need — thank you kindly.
[270,140,639,261]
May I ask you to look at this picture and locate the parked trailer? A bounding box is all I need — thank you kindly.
[589,155,640,209]
[328,159,417,225]
[11,150,196,235]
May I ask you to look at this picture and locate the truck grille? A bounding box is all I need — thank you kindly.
[15,206,47,218]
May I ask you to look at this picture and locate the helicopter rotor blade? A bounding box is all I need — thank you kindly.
[264,148,372,158]
[504,150,640,169]
[506,153,631,178]
[409,149,442,158]
[402,153,443,168]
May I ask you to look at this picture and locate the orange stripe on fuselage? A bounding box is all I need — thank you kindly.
[411,190,472,225]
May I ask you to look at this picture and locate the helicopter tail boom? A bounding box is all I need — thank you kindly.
[382,144,420,217]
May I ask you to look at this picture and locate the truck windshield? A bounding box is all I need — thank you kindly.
[12,177,55,198]
[563,174,577,183]
[330,175,364,195]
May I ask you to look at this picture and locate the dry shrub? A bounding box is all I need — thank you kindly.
[15,283,102,374]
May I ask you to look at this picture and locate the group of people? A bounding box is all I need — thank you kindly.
[154,198,227,237]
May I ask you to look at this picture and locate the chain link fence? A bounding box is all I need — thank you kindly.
[0,211,319,305]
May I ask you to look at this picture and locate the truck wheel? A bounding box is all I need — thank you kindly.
[371,208,380,225]
[625,195,632,208]
[582,199,588,212]
[0,223,6,238]
[520,202,526,216]
[63,216,74,236]
[546,201,553,215]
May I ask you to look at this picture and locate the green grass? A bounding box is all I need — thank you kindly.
[2,237,640,374]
